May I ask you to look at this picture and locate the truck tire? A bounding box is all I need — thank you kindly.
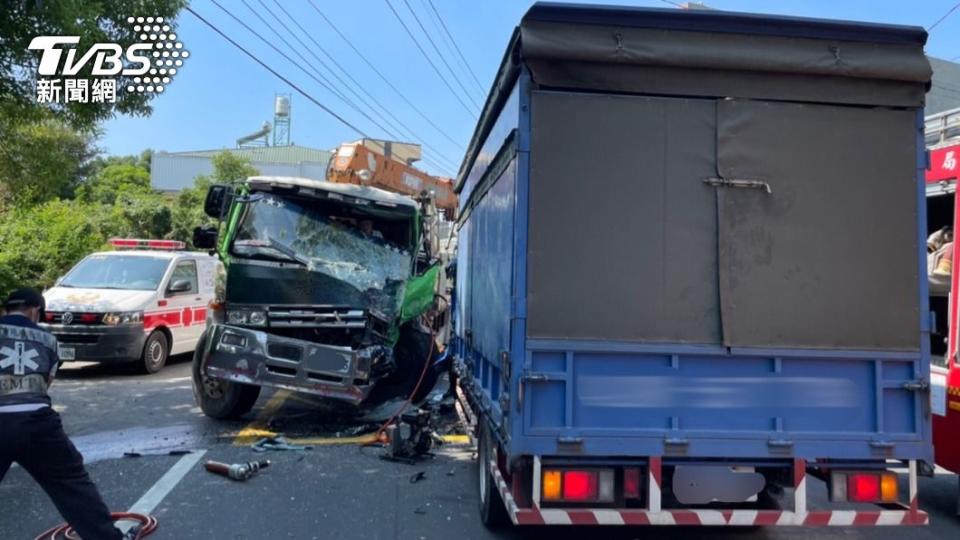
[477,421,510,527]
[140,330,169,374]
[191,336,261,419]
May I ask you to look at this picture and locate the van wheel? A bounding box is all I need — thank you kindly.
[477,422,510,527]
[140,331,169,374]
[191,343,261,419]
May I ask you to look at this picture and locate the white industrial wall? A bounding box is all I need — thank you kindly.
[151,154,330,191]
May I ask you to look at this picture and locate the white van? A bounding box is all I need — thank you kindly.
[41,239,221,373]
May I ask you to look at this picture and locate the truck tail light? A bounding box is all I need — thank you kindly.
[623,468,641,499]
[563,471,597,501]
[543,470,562,501]
[542,469,614,503]
[831,471,898,503]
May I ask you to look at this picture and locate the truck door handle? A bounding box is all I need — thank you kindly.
[704,176,772,194]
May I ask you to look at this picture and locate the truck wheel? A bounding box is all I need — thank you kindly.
[140,331,169,374]
[191,340,261,419]
[477,422,510,527]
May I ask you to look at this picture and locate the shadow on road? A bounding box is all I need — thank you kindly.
[56,352,193,379]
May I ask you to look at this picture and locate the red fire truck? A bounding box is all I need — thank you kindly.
[924,107,960,513]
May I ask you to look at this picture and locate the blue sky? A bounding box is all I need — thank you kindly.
[101,0,960,176]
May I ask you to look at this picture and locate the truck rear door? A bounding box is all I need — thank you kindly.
[524,91,927,454]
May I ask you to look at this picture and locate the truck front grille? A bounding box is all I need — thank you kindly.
[267,307,366,329]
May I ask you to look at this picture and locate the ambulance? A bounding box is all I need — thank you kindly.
[40,239,220,373]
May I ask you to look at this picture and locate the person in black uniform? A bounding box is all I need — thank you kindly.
[0,288,123,540]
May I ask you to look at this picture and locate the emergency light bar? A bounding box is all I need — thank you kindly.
[108,238,186,250]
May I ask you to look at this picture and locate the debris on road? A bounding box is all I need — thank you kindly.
[251,436,314,452]
[204,459,270,481]
[409,471,426,484]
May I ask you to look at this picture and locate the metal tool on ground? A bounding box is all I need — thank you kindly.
[203,459,270,481]
[34,512,157,540]
[380,408,435,464]
[251,436,314,452]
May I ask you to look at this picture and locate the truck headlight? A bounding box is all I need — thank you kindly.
[226,310,267,327]
[102,311,143,326]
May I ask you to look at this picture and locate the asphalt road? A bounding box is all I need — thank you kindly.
[0,357,958,539]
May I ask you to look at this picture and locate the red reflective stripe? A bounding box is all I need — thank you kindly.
[853,512,881,526]
[803,512,832,526]
[672,511,701,526]
[754,511,782,526]
[515,510,545,525]
[621,512,650,525]
[649,456,662,488]
[566,511,598,525]
[793,458,806,487]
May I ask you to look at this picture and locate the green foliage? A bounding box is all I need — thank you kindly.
[172,152,259,247]
[0,1,187,131]
[77,162,151,204]
[170,176,211,247]
[110,189,173,239]
[208,152,260,185]
[0,199,112,293]
[0,119,98,205]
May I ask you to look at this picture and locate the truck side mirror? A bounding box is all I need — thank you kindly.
[193,225,219,250]
[204,184,234,219]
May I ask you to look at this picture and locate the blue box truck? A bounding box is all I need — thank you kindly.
[454,2,934,528]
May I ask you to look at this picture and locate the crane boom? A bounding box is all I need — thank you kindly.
[326,139,457,215]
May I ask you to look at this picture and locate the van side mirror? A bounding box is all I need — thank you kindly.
[204,184,234,219]
[167,280,191,294]
[193,225,218,250]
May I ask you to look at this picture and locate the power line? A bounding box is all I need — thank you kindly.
[231,0,401,142]
[930,2,960,33]
[658,0,684,7]
[250,0,454,173]
[400,0,482,109]
[424,0,486,97]
[184,5,369,139]
[266,0,459,171]
[383,0,479,118]
[213,1,453,175]
[305,0,465,151]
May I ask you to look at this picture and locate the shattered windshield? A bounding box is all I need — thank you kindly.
[231,194,413,305]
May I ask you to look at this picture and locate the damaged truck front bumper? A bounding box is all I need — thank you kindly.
[199,323,385,405]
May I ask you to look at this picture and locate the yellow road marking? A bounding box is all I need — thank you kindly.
[231,388,472,447]
[232,389,291,446]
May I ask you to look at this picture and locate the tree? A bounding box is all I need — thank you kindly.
[0,1,187,131]
[0,199,111,293]
[170,152,259,246]
[78,162,151,204]
[208,152,260,185]
[0,118,98,205]
[110,189,172,239]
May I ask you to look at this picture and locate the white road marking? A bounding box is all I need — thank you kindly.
[118,450,207,533]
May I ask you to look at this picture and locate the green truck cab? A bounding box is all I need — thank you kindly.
[191,176,446,419]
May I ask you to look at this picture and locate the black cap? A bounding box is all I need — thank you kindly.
[4,288,45,311]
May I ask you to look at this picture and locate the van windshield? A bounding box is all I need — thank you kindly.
[59,255,170,291]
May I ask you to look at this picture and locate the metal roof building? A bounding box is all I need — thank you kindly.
[150,145,332,192]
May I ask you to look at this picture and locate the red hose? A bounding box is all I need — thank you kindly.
[34,512,158,540]
[370,321,439,445]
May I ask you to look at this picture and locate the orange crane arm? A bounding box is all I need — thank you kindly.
[327,142,458,216]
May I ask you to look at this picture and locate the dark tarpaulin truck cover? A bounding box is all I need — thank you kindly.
[458,3,932,351]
